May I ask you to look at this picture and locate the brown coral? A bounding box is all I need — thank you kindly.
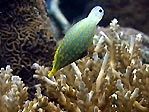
[0,18,149,112]
[0,0,56,80]
[0,65,28,112]
[32,19,149,111]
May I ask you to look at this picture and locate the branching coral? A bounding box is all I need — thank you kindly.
[19,85,62,112]
[32,19,149,111]
[0,19,149,112]
[0,65,28,112]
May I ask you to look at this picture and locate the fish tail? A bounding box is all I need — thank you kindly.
[48,68,57,78]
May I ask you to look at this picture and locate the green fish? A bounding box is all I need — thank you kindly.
[48,6,104,77]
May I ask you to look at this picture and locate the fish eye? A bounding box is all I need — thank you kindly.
[99,9,102,13]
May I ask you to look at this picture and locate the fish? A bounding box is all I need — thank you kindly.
[48,6,104,77]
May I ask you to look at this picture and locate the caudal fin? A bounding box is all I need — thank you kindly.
[48,68,57,78]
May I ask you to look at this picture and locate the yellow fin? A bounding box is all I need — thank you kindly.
[48,68,57,78]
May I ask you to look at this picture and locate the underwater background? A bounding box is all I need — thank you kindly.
[0,0,149,111]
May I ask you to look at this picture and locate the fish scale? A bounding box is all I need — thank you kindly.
[48,6,104,77]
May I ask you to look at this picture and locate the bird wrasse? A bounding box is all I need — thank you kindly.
[48,6,104,77]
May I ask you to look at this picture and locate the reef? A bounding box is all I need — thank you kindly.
[0,19,149,112]
[0,0,57,80]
